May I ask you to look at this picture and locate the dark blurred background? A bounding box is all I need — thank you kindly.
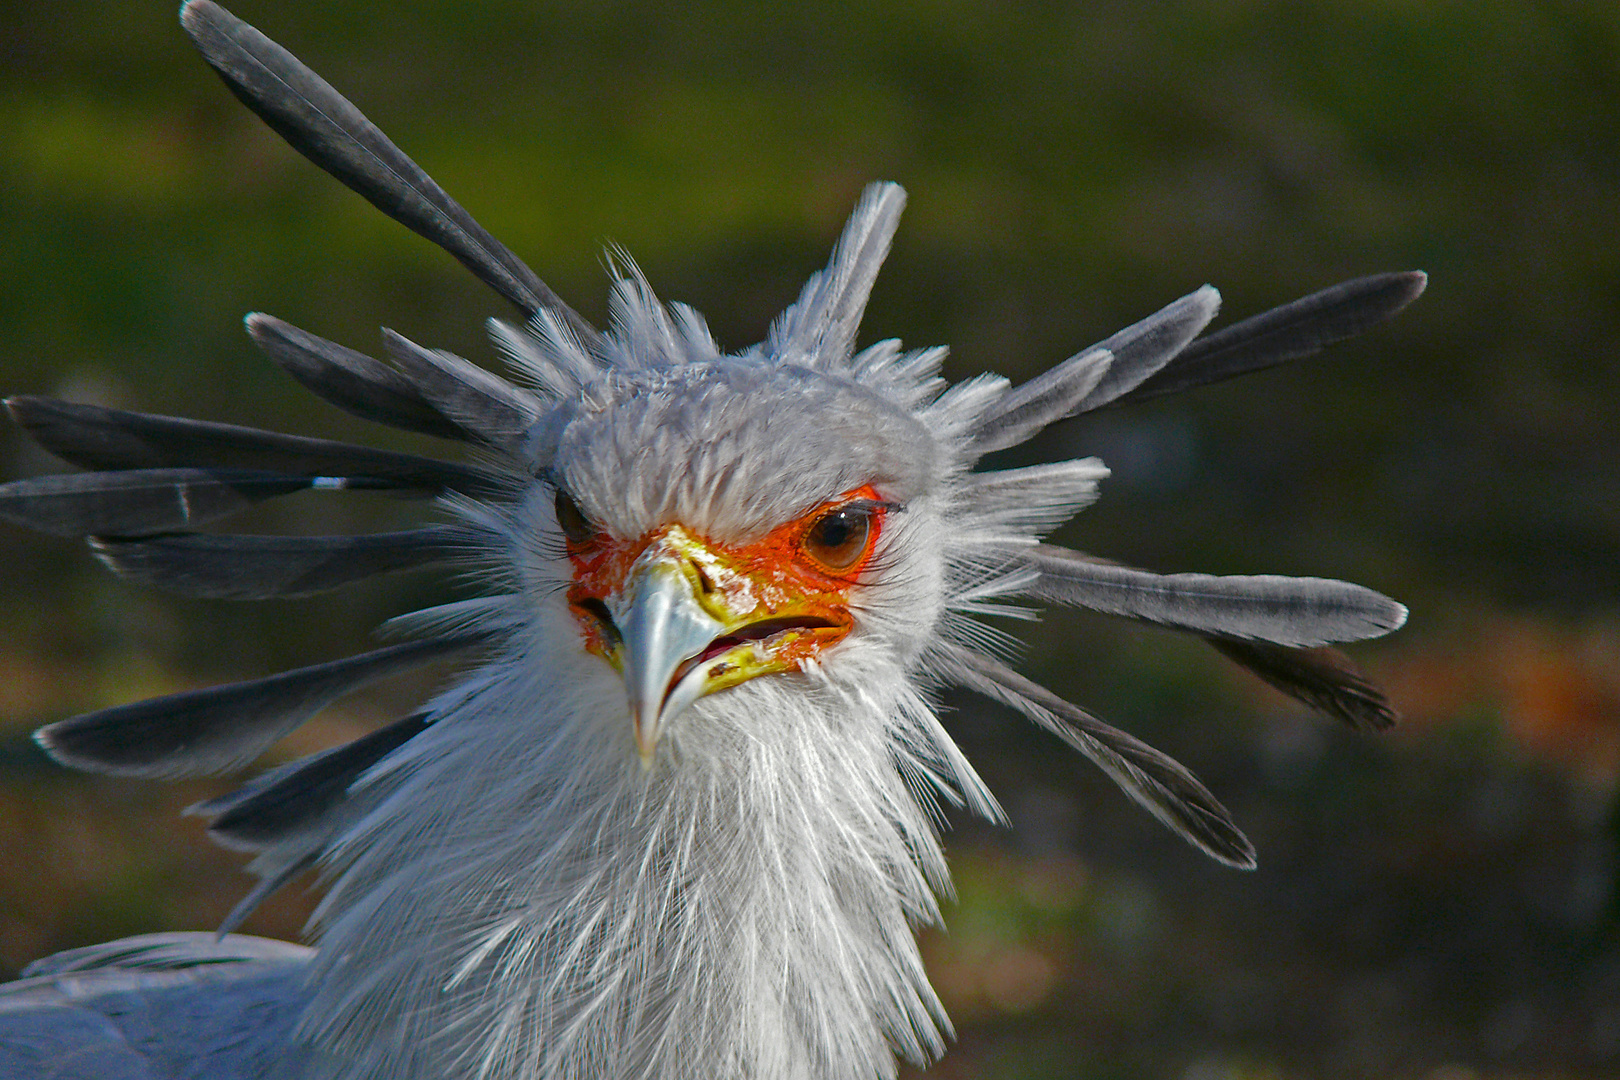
[2,2,1617,1077]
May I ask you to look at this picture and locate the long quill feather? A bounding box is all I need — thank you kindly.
[4,397,504,497]
[1015,543,1407,647]
[179,0,602,349]
[1118,272,1427,405]
[247,314,472,441]
[937,643,1256,868]
[91,526,475,599]
[36,634,483,779]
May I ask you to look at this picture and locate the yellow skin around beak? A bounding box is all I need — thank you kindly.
[568,525,855,766]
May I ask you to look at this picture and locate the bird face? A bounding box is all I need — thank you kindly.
[557,480,899,760]
[560,488,894,761]
[532,358,942,763]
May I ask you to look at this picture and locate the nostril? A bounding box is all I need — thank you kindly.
[692,562,716,596]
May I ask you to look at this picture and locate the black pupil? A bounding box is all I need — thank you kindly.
[808,506,869,567]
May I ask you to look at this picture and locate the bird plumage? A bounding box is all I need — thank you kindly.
[0,3,1425,1078]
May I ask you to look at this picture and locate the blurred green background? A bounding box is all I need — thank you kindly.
[2,1,1618,1077]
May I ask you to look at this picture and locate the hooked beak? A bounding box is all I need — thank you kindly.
[613,556,727,764]
[572,527,849,766]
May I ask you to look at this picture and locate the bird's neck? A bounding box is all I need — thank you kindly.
[299,648,961,1080]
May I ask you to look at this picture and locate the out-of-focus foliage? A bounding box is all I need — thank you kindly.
[1,2,1616,1078]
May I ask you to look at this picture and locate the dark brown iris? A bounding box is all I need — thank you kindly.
[801,503,874,571]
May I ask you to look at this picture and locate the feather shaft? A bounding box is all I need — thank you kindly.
[0,468,332,537]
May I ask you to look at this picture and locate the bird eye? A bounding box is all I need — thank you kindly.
[554,489,598,548]
[801,503,875,572]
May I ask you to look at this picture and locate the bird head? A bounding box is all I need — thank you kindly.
[525,353,946,765]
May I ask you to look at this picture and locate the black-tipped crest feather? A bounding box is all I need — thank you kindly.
[969,284,1220,454]
[1207,639,1400,731]
[379,329,540,452]
[179,0,602,349]
[1118,271,1428,406]
[967,348,1111,455]
[1070,284,1222,411]
[4,396,504,497]
[35,635,484,780]
[91,526,474,599]
[196,712,430,849]
[247,313,473,441]
[1017,543,1408,647]
[938,643,1256,868]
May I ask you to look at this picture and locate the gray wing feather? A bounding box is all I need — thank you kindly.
[0,934,315,1080]
[1015,543,1407,647]
[21,935,311,977]
[178,1,601,351]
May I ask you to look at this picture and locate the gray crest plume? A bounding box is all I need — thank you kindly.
[0,4,1425,1079]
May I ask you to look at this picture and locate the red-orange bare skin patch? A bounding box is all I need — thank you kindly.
[566,485,888,669]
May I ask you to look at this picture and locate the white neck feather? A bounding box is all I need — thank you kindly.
[297,621,969,1080]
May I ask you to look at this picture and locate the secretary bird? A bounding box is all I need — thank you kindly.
[0,3,1424,1077]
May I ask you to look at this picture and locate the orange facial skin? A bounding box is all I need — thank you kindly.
[565,485,889,671]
